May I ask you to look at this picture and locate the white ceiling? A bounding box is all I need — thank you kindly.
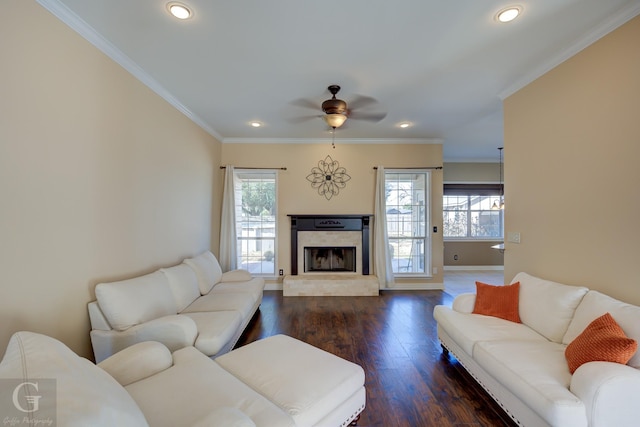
[40,0,640,161]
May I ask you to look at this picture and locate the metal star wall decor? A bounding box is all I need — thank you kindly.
[306,155,351,200]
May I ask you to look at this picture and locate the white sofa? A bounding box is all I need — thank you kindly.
[433,272,640,427]
[0,331,366,426]
[89,251,264,362]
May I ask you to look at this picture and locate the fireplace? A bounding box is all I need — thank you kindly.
[288,214,371,275]
[285,214,378,296]
[304,246,356,273]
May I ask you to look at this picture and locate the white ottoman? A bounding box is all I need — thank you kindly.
[215,335,366,426]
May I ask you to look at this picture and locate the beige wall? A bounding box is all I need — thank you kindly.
[221,143,444,286]
[443,162,504,267]
[504,16,640,304]
[0,1,221,358]
[443,162,501,183]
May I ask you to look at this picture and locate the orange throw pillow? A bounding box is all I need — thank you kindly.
[565,312,637,374]
[472,281,521,323]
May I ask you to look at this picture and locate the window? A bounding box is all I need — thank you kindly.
[234,170,277,275]
[443,184,503,239]
[385,171,431,276]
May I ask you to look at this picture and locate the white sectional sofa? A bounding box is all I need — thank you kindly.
[89,251,264,362]
[434,272,640,427]
[0,331,366,426]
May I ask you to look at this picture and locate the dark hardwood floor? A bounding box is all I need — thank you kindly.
[236,290,519,427]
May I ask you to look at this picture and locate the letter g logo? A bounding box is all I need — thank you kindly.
[12,381,41,413]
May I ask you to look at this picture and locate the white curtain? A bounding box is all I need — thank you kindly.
[219,165,237,271]
[374,166,394,288]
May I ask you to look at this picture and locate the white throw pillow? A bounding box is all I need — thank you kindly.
[0,332,149,427]
[95,270,177,331]
[513,272,588,343]
[184,251,223,295]
[161,263,201,312]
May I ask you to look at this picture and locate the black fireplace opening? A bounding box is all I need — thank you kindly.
[304,246,356,273]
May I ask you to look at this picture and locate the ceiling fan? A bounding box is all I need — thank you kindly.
[291,85,387,129]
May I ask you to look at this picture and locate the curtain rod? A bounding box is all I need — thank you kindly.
[373,166,442,170]
[220,166,287,170]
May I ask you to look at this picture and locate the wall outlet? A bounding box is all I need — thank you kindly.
[433,267,438,275]
[279,269,284,276]
[507,232,521,244]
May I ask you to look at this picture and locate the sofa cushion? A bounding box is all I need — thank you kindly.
[181,291,258,319]
[563,291,640,369]
[565,312,638,373]
[185,251,223,295]
[161,263,201,312]
[513,272,588,343]
[98,341,173,386]
[473,281,521,323]
[0,332,149,427]
[125,346,295,427]
[473,340,587,427]
[182,311,243,355]
[211,277,265,301]
[96,270,177,331]
[193,407,257,427]
[221,269,253,282]
[433,306,548,356]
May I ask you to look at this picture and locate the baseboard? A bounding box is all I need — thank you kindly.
[381,283,443,291]
[444,265,504,271]
[266,282,443,292]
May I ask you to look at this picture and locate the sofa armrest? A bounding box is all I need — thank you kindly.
[570,361,640,427]
[98,341,173,386]
[221,269,253,282]
[452,293,476,313]
[91,314,198,362]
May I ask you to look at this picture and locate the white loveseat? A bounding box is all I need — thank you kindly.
[0,331,366,426]
[89,251,264,362]
[433,272,640,427]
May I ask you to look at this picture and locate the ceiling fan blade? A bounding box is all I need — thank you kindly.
[290,98,320,110]
[348,95,378,110]
[286,115,320,124]
[348,111,387,122]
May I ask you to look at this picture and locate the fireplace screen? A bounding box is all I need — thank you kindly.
[304,247,356,273]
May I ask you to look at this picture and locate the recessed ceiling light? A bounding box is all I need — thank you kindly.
[496,6,522,23]
[167,2,192,20]
[250,122,262,128]
[399,122,411,128]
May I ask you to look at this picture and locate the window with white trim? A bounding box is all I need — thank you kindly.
[385,171,431,276]
[443,184,503,239]
[233,170,277,276]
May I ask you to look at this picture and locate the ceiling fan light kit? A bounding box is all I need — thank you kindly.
[323,113,347,129]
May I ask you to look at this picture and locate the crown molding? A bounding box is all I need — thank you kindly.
[36,0,223,142]
[498,2,640,100]
[222,137,443,145]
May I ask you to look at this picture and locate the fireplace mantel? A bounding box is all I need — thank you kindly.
[288,214,372,275]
